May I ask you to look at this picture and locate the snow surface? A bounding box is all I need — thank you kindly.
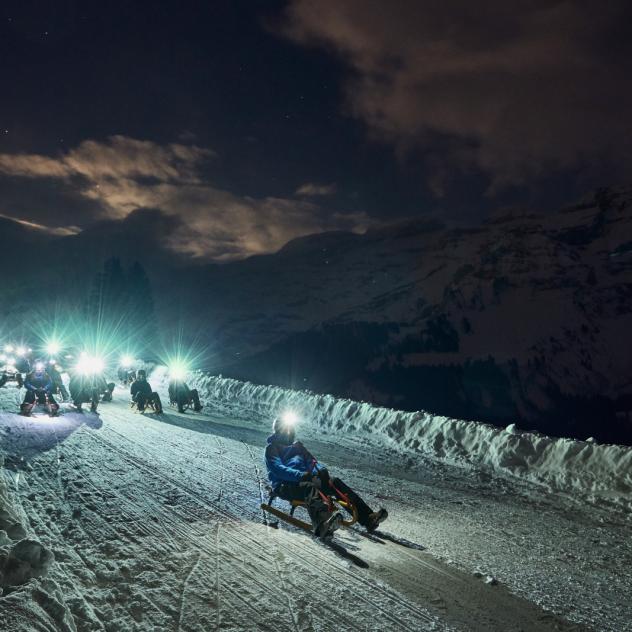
[180,371,632,512]
[0,374,631,631]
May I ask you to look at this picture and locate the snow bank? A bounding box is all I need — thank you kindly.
[176,371,632,511]
[0,411,73,631]
[0,448,54,589]
[0,390,57,618]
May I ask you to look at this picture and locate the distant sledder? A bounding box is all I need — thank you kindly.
[20,362,60,417]
[0,345,31,388]
[262,414,387,539]
[117,355,136,386]
[47,361,70,401]
[69,354,107,412]
[118,367,136,386]
[130,369,163,413]
[168,379,202,413]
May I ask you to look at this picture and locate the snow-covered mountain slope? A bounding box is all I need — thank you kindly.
[1,376,630,631]
[160,187,632,443]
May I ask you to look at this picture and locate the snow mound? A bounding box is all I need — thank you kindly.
[0,539,54,588]
[0,428,54,588]
[180,371,632,511]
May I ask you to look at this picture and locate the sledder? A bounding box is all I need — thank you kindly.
[47,361,70,401]
[130,369,163,413]
[168,378,202,413]
[20,362,59,417]
[68,353,107,412]
[262,413,387,539]
[69,371,100,412]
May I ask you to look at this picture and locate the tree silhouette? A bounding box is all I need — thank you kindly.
[86,258,158,358]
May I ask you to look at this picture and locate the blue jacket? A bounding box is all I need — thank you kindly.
[265,433,325,490]
[25,372,53,393]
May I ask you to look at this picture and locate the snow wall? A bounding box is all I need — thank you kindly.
[164,370,632,512]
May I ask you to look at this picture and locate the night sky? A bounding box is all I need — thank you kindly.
[1,0,631,261]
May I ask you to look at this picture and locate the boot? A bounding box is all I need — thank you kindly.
[315,511,343,539]
[366,508,388,532]
[20,402,34,416]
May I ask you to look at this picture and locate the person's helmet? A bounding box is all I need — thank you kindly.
[34,360,46,376]
[137,369,146,379]
[273,412,298,443]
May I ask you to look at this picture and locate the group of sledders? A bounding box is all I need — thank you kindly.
[11,353,382,540]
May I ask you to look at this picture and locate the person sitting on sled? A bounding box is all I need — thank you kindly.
[168,378,203,413]
[264,413,387,538]
[130,369,163,413]
[20,362,59,416]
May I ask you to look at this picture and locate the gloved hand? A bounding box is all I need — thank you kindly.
[299,472,321,489]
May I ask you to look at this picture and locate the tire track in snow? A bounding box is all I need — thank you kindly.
[88,418,444,631]
[176,551,201,632]
[243,439,316,632]
[77,425,329,629]
[101,417,440,629]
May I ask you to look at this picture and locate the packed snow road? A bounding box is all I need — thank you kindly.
[0,385,630,631]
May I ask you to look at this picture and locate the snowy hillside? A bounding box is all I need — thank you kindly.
[160,187,632,444]
[1,187,631,443]
[1,373,631,631]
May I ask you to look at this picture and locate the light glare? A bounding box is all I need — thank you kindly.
[169,361,187,380]
[76,355,104,375]
[282,410,299,426]
[47,341,61,355]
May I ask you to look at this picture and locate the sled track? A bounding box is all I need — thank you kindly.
[83,422,444,631]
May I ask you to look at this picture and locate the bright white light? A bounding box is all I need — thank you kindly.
[4,344,13,353]
[6,357,15,366]
[281,410,299,426]
[35,362,45,371]
[0,354,5,362]
[16,346,26,356]
[47,341,61,355]
[49,359,56,365]
[169,362,187,381]
[76,355,104,375]
[121,355,133,368]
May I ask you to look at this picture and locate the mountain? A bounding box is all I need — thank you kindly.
[163,187,632,443]
[1,188,631,443]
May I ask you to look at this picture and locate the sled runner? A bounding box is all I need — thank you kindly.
[130,398,163,414]
[261,487,358,533]
[20,391,59,417]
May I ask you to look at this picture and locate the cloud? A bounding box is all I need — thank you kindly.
[0,136,371,260]
[295,182,338,197]
[278,0,632,193]
[0,135,212,186]
[0,213,80,236]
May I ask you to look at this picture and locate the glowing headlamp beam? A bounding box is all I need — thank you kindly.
[46,341,61,355]
[75,356,104,376]
[169,361,188,381]
[281,410,299,426]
